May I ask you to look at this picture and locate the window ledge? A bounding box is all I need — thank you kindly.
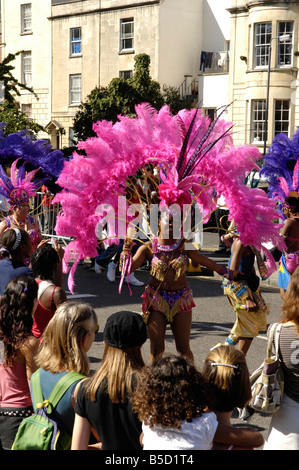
[119,49,135,55]
[69,54,82,59]
[20,31,33,36]
[247,66,296,73]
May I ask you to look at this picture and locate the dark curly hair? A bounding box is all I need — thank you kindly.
[0,275,38,365]
[30,243,59,280]
[131,355,209,429]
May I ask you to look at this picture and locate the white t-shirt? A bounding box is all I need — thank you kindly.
[142,411,218,450]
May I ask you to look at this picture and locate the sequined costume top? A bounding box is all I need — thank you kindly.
[150,238,189,282]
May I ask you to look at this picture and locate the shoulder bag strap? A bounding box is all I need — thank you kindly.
[266,323,279,360]
[274,323,283,360]
[266,323,283,361]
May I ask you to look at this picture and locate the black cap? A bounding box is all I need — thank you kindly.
[103,311,147,350]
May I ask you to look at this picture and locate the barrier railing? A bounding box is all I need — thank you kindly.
[31,192,71,245]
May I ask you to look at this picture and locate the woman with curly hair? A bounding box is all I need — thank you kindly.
[0,275,40,450]
[131,354,265,450]
[131,355,217,450]
[71,310,147,450]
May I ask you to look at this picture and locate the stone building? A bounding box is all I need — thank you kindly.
[227,0,299,156]
[0,0,206,147]
[0,1,52,140]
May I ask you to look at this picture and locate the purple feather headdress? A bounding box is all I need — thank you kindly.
[0,124,66,180]
[260,129,299,216]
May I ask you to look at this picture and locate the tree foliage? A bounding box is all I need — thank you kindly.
[0,51,37,103]
[0,101,44,136]
[73,53,191,142]
[0,51,44,136]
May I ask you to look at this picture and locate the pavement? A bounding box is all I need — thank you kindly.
[68,229,282,449]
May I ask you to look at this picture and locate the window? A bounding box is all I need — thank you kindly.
[251,100,266,143]
[22,51,32,86]
[70,27,82,56]
[277,22,293,66]
[254,22,272,68]
[274,100,289,136]
[119,70,132,80]
[120,18,134,51]
[69,74,81,105]
[21,3,32,33]
[21,103,32,119]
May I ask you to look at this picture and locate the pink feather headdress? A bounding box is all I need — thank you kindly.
[54,104,284,292]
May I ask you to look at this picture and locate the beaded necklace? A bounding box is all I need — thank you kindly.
[156,240,181,252]
[12,215,27,231]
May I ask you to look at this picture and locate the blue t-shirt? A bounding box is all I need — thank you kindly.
[0,258,33,295]
[31,369,83,436]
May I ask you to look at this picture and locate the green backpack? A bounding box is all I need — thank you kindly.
[12,369,85,450]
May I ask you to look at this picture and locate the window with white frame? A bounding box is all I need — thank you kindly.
[274,100,290,136]
[277,22,293,66]
[70,27,82,56]
[251,100,266,143]
[120,18,134,51]
[21,3,32,33]
[254,22,272,68]
[119,70,132,80]
[21,103,32,119]
[69,74,81,105]
[22,51,32,86]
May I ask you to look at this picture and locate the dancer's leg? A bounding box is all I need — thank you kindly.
[147,310,167,364]
[171,310,194,364]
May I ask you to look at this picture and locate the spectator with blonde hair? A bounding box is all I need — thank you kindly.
[203,345,264,449]
[31,301,99,443]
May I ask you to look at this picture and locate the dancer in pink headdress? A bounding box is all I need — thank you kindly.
[53,104,284,360]
[0,160,44,252]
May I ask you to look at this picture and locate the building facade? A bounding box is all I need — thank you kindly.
[227,0,299,154]
[0,0,52,140]
[49,0,205,148]
[0,0,231,149]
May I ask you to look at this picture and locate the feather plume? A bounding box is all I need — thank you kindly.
[54,103,284,292]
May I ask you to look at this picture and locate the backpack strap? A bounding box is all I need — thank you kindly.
[31,369,44,409]
[47,371,85,410]
[31,369,85,413]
